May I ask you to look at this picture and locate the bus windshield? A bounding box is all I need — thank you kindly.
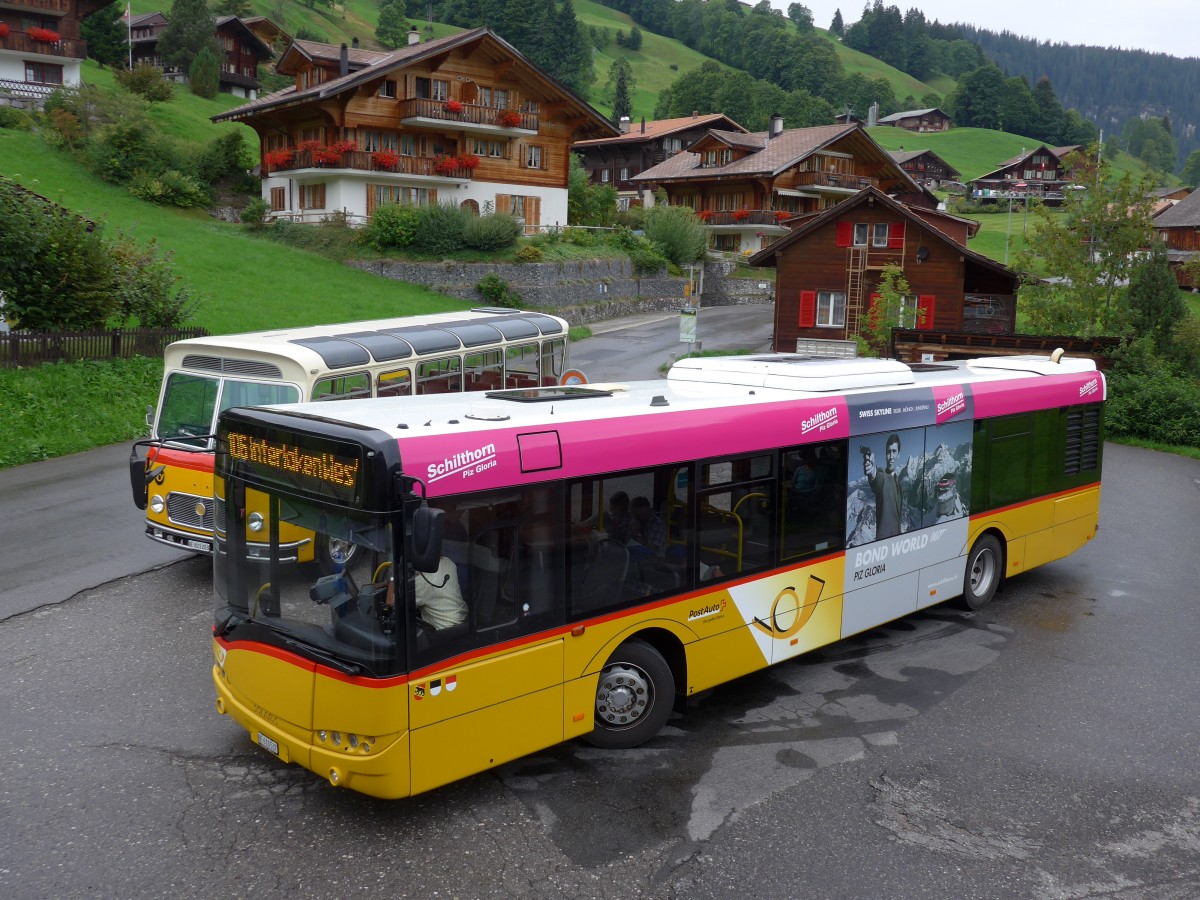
[215,486,401,671]
[158,373,300,447]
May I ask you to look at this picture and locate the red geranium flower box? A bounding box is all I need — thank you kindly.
[444,99,464,114]
[29,27,61,43]
[498,110,523,128]
[372,149,400,170]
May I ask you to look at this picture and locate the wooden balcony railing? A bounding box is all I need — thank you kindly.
[398,97,538,131]
[0,0,72,15]
[699,210,791,227]
[794,171,878,190]
[0,30,87,60]
[268,150,475,180]
[0,78,58,98]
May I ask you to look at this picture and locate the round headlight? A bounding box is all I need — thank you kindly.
[150,495,165,514]
[247,512,264,533]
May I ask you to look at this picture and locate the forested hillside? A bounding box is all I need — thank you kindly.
[952,27,1199,170]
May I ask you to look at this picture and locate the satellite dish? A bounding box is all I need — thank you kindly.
[916,246,930,262]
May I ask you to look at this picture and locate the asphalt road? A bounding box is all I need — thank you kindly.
[1,443,1198,899]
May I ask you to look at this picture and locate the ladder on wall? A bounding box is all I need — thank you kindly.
[845,247,867,337]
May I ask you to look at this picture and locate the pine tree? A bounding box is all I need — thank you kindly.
[189,44,220,98]
[376,0,409,49]
[81,2,129,69]
[158,0,217,73]
[611,64,632,127]
[554,0,593,98]
[830,8,844,37]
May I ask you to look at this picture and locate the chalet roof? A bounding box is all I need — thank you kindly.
[888,148,961,177]
[877,107,945,123]
[572,114,747,148]
[973,143,1081,184]
[214,16,273,58]
[213,27,616,139]
[633,123,871,181]
[1153,187,1200,227]
[129,12,166,27]
[746,185,1014,284]
[1148,186,1192,199]
[908,206,981,239]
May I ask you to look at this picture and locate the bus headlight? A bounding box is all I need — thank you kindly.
[150,494,165,514]
[247,512,265,533]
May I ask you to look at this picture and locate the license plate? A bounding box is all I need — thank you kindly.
[187,539,211,552]
[256,732,280,756]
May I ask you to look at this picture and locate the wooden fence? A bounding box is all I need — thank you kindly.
[0,327,208,368]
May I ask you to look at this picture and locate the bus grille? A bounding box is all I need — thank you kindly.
[167,492,215,530]
[181,354,283,379]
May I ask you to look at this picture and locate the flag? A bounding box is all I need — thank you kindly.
[122,1,130,21]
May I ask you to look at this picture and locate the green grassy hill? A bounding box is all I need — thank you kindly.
[815,30,945,104]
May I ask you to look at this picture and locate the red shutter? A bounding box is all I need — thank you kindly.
[888,221,905,249]
[836,221,853,247]
[798,291,816,328]
[917,294,936,330]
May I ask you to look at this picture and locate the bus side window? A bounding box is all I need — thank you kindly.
[313,372,370,401]
[696,453,775,577]
[781,440,846,561]
[376,368,411,398]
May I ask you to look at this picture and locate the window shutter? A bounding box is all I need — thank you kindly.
[527,196,540,227]
[836,221,852,247]
[429,188,438,204]
[365,185,376,218]
[495,194,511,215]
[888,221,906,249]
[917,294,936,330]
[798,291,816,328]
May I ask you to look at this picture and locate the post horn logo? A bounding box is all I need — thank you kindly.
[751,575,825,639]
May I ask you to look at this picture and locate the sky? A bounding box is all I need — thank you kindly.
[775,1,1198,61]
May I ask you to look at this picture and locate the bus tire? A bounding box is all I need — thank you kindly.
[316,534,359,576]
[584,639,674,750]
[961,533,1003,610]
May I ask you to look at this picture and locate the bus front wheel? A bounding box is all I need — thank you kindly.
[961,534,1003,610]
[585,639,674,750]
[316,534,359,576]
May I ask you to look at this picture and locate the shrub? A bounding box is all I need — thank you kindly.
[1105,337,1200,447]
[0,106,34,131]
[514,244,543,263]
[475,273,522,308]
[240,196,270,228]
[365,203,420,250]
[463,213,522,251]
[641,204,707,265]
[128,169,210,207]
[411,202,470,255]
[195,130,250,184]
[629,243,668,275]
[565,227,595,246]
[114,64,174,103]
[110,236,200,327]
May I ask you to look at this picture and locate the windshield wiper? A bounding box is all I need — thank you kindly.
[215,610,241,638]
[282,636,364,676]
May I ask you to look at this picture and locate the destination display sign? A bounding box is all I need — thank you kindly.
[226,429,361,503]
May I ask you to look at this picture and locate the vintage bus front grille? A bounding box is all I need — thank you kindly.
[167,492,215,530]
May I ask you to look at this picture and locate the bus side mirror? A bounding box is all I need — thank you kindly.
[129,445,148,510]
[409,506,444,573]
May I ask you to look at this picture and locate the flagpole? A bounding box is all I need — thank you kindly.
[126,2,132,70]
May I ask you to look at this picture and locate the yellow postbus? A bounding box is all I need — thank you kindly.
[130,308,570,572]
[211,352,1104,798]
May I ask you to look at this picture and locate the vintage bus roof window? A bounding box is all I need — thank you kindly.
[334,331,415,362]
[182,354,283,378]
[669,354,915,392]
[481,316,540,340]
[288,337,372,369]
[486,386,614,403]
[443,323,506,347]
[380,326,462,355]
[520,313,567,335]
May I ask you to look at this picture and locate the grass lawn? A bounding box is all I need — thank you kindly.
[959,206,1053,265]
[2,129,466,336]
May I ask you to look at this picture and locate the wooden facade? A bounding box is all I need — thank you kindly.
[748,187,1018,352]
[129,12,272,98]
[634,122,927,255]
[970,144,1080,205]
[0,0,108,94]
[572,113,747,209]
[1153,188,1200,288]
[214,27,615,229]
[876,107,952,133]
[888,148,961,189]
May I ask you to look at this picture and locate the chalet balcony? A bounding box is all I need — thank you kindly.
[399,98,538,135]
[699,210,791,229]
[0,30,87,60]
[794,171,878,192]
[218,70,260,90]
[266,150,476,181]
[0,0,72,16]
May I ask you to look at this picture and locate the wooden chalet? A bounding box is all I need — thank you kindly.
[572,112,747,210]
[0,0,109,100]
[633,120,927,255]
[876,107,952,133]
[130,12,273,99]
[213,27,616,228]
[888,148,961,189]
[970,144,1080,206]
[241,16,291,57]
[748,186,1018,353]
[1153,188,1200,288]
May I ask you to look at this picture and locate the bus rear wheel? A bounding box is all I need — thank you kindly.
[316,534,359,576]
[961,534,1002,610]
[584,639,674,750]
